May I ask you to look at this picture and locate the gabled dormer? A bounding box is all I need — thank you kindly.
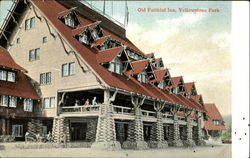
[184,82,198,98]
[91,36,122,51]
[0,68,17,83]
[97,46,132,74]
[58,8,81,28]
[191,95,204,106]
[171,76,186,95]
[72,21,103,45]
[152,69,173,89]
[152,58,164,69]
[126,47,146,61]
[146,53,155,59]
[127,60,156,83]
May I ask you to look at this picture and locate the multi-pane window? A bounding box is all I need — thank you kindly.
[12,125,23,137]
[40,72,51,85]
[0,70,16,82]
[158,81,167,89]
[43,97,55,109]
[137,72,147,83]
[0,95,17,107]
[25,17,35,30]
[108,62,122,74]
[9,96,17,108]
[42,36,47,43]
[0,95,9,107]
[24,98,33,112]
[29,48,40,61]
[62,62,75,77]
[79,33,89,44]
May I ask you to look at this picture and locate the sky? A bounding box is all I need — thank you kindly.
[0,1,232,117]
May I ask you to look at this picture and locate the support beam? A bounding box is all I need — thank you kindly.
[194,111,206,146]
[122,95,148,150]
[170,106,183,147]
[183,109,196,147]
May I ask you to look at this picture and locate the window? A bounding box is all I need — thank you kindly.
[79,33,89,44]
[7,71,16,82]
[24,98,33,112]
[91,29,98,40]
[25,17,35,30]
[137,72,147,83]
[29,48,40,61]
[108,62,122,74]
[40,72,51,85]
[69,62,75,75]
[64,13,75,27]
[62,62,75,77]
[16,38,20,44]
[12,125,23,137]
[158,81,166,89]
[9,96,17,108]
[0,70,7,81]
[42,36,47,43]
[0,95,8,107]
[43,97,55,109]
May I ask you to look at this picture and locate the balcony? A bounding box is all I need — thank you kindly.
[60,105,100,117]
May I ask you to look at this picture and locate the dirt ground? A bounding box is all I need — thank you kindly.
[0,142,231,158]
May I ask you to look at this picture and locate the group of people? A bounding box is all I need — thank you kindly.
[25,131,52,143]
[74,97,98,106]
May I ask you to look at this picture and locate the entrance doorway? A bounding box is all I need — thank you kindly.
[70,122,87,141]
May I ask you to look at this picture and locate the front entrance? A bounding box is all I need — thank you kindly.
[70,122,87,141]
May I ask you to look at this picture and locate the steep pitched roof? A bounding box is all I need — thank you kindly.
[96,46,124,63]
[185,82,194,93]
[129,60,149,75]
[204,103,226,131]
[29,1,205,111]
[154,58,163,64]
[91,36,110,48]
[146,53,154,58]
[191,95,203,104]
[152,69,168,82]
[57,7,76,18]
[172,76,182,88]
[0,47,27,72]
[72,21,100,36]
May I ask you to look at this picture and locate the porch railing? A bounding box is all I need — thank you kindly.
[61,105,100,113]
[163,113,173,119]
[141,110,156,117]
[112,105,133,115]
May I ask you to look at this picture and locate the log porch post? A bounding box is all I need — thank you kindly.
[148,101,168,148]
[183,109,195,147]
[122,95,148,150]
[91,89,121,150]
[195,111,206,146]
[171,106,183,147]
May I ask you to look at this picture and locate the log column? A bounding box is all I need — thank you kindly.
[122,95,148,150]
[148,101,168,148]
[171,107,183,147]
[1,118,6,135]
[195,111,206,146]
[52,117,70,144]
[183,109,196,147]
[91,89,121,150]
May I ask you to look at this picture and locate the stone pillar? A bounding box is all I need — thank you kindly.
[91,89,121,150]
[52,117,70,144]
[86,119,97,142]
[173,114,183,147]
[196,112,206,146]
[122,105,148,149]
[183,118,196,147]
[148,111,168,148]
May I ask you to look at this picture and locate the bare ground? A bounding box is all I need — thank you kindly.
[0,142,231,158]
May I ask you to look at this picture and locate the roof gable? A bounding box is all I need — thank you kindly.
[96,46,124,63]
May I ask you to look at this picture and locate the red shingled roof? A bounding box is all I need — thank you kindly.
[204,103,226,131]
[154,58,162,64]
[0,47,27,72]
[129,60,149,75]
[91,36,110,48]
[96,46,124,63]
[146,53,154,58]
[185,82,194,93]
[152,69,168,82]
[72,21,100,36]
[191,95,203,104]
[31,1,205,111]
[172,76,182,88]
[57,7,76,18]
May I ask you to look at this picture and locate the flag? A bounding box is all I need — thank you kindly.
[124,0,129,27]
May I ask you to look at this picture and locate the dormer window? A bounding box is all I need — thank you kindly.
[79,32,89,44]
[158,80,166,89]
[91,29,99,40]
[59,10,80,28]
[108,58,123,74]
[137,71,147,83]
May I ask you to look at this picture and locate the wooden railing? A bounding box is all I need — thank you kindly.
[61,105,100,113]
[112,105,133,115]
[141,110,156,117]
[163,113,173,119]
